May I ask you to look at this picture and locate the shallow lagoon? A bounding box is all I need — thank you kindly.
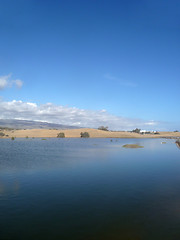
[0,138,180,240]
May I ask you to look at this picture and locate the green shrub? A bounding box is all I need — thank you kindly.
[154,132,160,134]
[11,137,15,140]
[98,126,109,131]
[57,132,65,138]
[0,132,5,137]
[132,128,141,133]
[80,132,90,138]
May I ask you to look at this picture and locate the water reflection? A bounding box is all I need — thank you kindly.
[0,138,180,240]
[0,179,20,196]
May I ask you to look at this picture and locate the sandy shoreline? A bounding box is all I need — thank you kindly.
[1,128,180,139]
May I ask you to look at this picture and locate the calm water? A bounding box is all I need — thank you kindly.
[0,138,180,240]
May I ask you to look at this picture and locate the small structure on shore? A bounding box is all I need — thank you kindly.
[140,130,159,135]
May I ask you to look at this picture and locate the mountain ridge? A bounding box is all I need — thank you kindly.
[0,119,80,129]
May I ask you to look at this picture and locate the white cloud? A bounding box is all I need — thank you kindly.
[144,121,157,126]
[13,79,23,88]
[104,74,137,87]
[0,75,9,89]
[0,74,23,90]
[0,99,163,130]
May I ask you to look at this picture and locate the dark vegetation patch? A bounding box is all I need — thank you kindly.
[122,144,144,148]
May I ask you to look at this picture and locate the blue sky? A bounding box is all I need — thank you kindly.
[0,0,179,130]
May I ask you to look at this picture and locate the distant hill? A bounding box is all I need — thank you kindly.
[0,119,80,129]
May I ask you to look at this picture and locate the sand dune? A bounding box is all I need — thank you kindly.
[1,128,180,138]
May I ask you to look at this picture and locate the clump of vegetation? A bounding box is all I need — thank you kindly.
[26,136,29,139]
[11,137,15,140]
[174,130,179,132]
[132,128,141,133]
[0,126,14,131]
[175,140,180,149]
[98,126,109,131]
[80,132,90,138]
[154,131,160,134]
[0,132,5,137]
[57,132,65,138]
[122,144,144,148]
[41,138,47,140]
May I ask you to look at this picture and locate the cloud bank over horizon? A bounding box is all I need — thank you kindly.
[0,99,166,131]
[0,74,23,90]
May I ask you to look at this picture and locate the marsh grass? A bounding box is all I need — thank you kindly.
[122,144,144,148]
